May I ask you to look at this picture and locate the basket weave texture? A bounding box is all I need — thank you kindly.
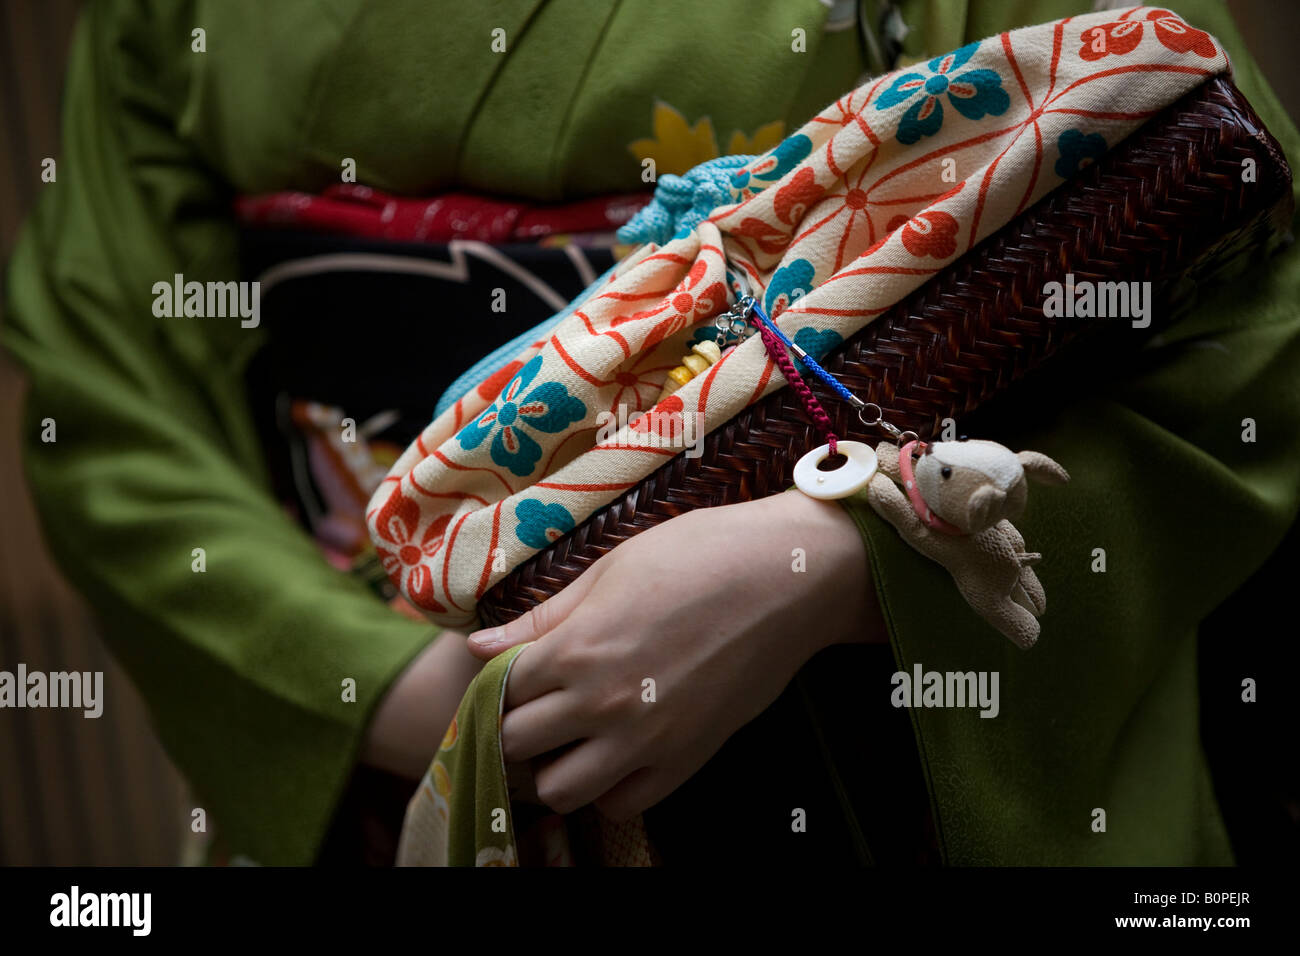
[480,76,1294,626]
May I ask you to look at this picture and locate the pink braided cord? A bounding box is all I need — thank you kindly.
[749,314,839,456]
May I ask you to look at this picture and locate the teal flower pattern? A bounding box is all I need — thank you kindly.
[792,326,843,373]
[515,499,575,549]
[730,134,812,196]
[764,258,816,317]
[1054,128,1107,179]
[875,42,1011,145]
[457,356,585,478]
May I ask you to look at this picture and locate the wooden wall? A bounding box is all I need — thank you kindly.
[0,0,186,866]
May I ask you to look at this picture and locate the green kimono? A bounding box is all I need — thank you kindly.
[0,0,864,865]
[4,0,1297,865]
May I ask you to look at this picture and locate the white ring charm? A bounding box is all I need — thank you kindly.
[793,441,879,500]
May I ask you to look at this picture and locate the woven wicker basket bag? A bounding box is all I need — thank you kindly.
[479,76,1294,626]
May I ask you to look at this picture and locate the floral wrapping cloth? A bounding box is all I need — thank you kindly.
[379,9,1229,865]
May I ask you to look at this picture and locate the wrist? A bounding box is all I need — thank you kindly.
[766,489,883,651]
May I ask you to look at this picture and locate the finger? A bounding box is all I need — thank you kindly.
[500,690,591,763]
[532,738,641,816]
[501,637,565,710]
[466,561,603,659]
[593,766,685,822]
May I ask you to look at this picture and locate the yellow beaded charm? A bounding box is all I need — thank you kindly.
[657,341,722,402]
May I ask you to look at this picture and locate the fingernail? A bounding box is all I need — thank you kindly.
[469,627,505,647]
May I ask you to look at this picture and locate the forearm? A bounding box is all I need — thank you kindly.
[756,488,887,651]
[362,629,484,780]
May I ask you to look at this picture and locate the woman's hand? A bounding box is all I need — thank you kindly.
[466,489,884,820]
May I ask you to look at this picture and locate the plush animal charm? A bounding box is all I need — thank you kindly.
[865,439,1069,649]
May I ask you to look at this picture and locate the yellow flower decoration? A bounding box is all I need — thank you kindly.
[432,759,452,797]
[630,101,786,177]
[439,716,458,751]
[630,102,718,177]
[727,121,786,157]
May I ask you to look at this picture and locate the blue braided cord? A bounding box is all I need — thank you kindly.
[749,299,859,406]
[617,154,754,246]
[433,262,619,418]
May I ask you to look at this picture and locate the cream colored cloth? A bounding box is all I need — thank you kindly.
[367,7,1227,629]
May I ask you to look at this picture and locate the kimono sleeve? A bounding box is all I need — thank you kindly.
[1,1,433,865]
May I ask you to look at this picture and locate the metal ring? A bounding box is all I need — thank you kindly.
[857,403,883,427]
[898,430,919,445]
